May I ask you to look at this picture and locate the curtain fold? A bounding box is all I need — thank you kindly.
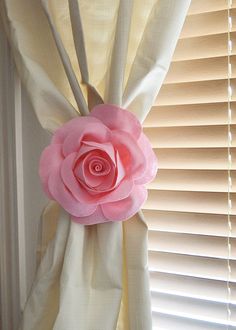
[0,0,191,329]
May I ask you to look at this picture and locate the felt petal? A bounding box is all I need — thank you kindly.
[61,153,113,204]
[82,141,116,163]
[71,205,109,225]
[74,151,115,186]
[39,144,63,198]
[72,205,109,225]
[90,104,142,139]
[74,155,86,183]
[52,116,101,144]
[95,169,116,191]
[98,179,133,204]
[114,150,126,187]
[112,130,146,179]
[48,167,97,217]
[62,122,111,157]
[66,157,133,204]
[82,155,115,190]
[74,162,133,204]
[135,133,158,185]
[87,157,111,177]
[61,153,95,203]
[101,185,148,221]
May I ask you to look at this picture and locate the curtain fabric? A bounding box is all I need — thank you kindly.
[0,1,190,329]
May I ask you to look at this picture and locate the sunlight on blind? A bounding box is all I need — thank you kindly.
[143,0,236,329]
[227,1,233,328]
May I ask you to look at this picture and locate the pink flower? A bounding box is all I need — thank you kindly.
[39,104,157,225]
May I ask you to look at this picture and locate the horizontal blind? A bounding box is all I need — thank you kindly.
[143,1,236,329]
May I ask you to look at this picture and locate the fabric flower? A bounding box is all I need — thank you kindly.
[39,104,157,225]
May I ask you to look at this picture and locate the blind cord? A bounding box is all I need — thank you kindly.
[227,1,233,329]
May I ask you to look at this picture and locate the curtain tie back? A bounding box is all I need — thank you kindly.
[39,104,157,225]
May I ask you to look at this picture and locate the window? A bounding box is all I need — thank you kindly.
[144,1,236,329]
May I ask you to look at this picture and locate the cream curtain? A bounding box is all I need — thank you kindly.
[0,1,190,329]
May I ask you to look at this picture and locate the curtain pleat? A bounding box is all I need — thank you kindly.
[0,0,77,132]
[123,0,190,122]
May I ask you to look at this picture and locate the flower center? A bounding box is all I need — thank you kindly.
[88,157,111,176]
[91,160,103,172]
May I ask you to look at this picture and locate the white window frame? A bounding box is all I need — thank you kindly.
[0,22,27,330]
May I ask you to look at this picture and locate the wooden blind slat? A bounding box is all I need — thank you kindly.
[144,125,236,148]
[164,56,236,84]
[151,292,236,325]
[156,79,236,106]
[150,272,236,303]
[144,103,236,128]
[148,231,236,259]
[148,169,236,193]
[173,32,236,61]
[152,312,227,330]
[144,210,236,237]
[180,9,236,39]
[145,190,236,215]
[188,0,236,15]
[155,148,236,170]
[149,251,236,281]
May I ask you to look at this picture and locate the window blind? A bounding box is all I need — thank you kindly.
[143,1,236,329]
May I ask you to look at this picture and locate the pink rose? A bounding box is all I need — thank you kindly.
[39,104,157,225]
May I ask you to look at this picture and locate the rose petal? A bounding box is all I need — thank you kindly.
[95,174,115,191]
[82,155,115,190]
[98,178,133,204]
[114,150,126,186]
[90,104,142,139]
[61,152,116,204]
[62,122,112,157]
[61,152,82,194]
[111,130,146,179]
[75,165,133,204]
[88,157,111,176]
[72,205,109,225]
[49,166,97,217]
[135,133,158,185]
[61,153,95,203]
[101,185,148,221]
[52,116,101,144]
[39,144,63,199]
[74,151,115,187]
[77,141,116,164]
[62,151,133,204]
